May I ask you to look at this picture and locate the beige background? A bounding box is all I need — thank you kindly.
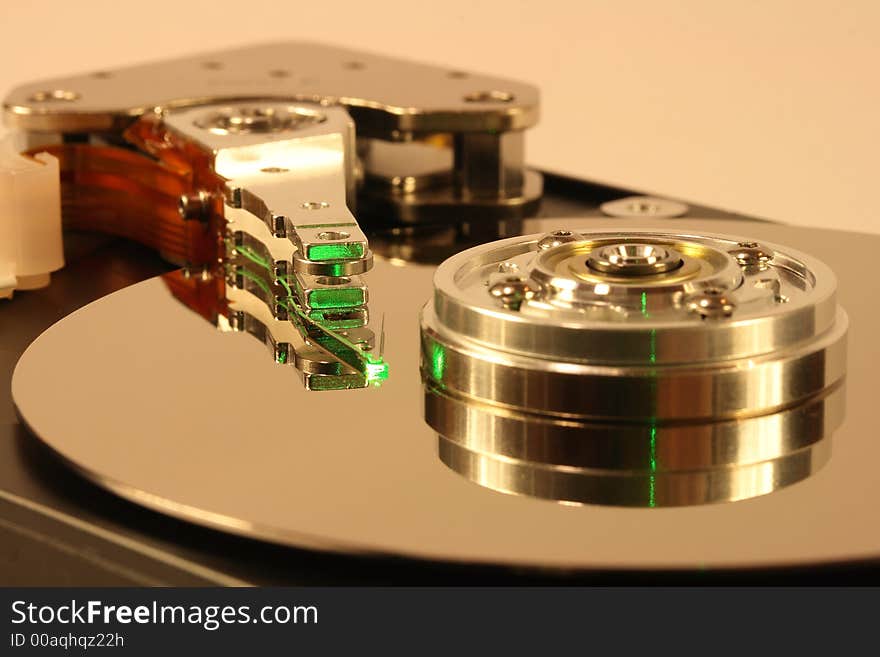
[1,1,876,232]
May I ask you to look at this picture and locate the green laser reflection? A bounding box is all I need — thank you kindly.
[641,292,658,507]
[229,242,389,388]
[431,341,447,384]
[306,242,365,262]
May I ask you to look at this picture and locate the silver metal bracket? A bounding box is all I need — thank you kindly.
[165,100,370,276]
[3,42,543,225]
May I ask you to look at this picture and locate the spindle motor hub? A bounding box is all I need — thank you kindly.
[420,230,848,507]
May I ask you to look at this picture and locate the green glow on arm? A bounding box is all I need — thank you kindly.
[306,242,365,262]
[232,244,389,389]
[307,287,366,309]
[286,294,389,382]
[307,310,366,330]
[366,361,390,385]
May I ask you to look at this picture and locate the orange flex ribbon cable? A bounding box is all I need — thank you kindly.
[30,115,227,267]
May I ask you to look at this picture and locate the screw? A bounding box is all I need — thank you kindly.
[537,230,581,251]
[687,288,735,319]
[488,276,537,311]
[178,191,213,221]
[729,243,772,268]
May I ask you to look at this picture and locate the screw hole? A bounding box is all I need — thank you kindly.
[28,89,80,103]
[448,71,469,79]
[463,90,514,103]
[343,61,365,70]
[317,231,350,241]
[268,69,291,78]
[91,71,112,79]
[202,61,224,70]
[260,167,289,174]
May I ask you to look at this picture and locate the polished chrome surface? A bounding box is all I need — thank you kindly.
[430,231,839,364]
[3,42,543,226]
[428,376,843,506]
[3,43,538,135]
[164,101,384,390]
[421,308,846,420]
[10,219,875,569]
[587,242,682,276]
[426,382,844,471]
[438,435,831,508]
[421,229,847,506]
[166,101,370,277]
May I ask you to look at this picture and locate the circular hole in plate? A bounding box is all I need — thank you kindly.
[28,89,80,103]
[317,231,350,241]
[463,90,514,103]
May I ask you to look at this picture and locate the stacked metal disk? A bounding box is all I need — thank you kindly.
[420,230,848,507]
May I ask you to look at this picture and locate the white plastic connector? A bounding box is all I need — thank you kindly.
[0,137,63,299]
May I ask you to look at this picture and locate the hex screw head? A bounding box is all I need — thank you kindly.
[178,190,213,221]
[537,230,581,251]
[687,287,735,319]
[488,276,537,310]
[728,242,773,268]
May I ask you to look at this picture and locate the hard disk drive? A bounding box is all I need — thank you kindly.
[0,43,876,584]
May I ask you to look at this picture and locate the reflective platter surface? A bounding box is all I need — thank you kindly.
[11,218,879,571]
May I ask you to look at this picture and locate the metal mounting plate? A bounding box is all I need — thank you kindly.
[3,42,539,137]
